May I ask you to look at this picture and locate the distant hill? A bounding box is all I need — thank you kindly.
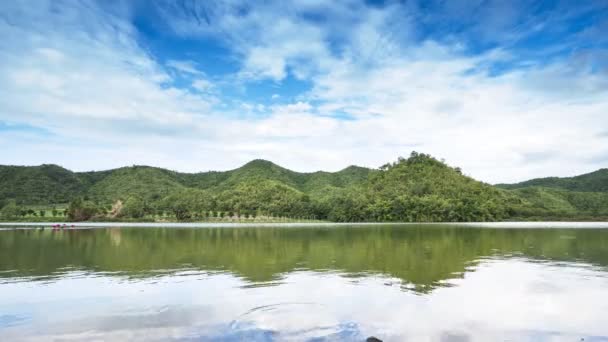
[0,164,89,204]
[495,168,608,218]
[180,159,372,193]
[85,166,187,203]
[509,187,608,216]
[1,154,606,222]
[0,160,372,205]
[497,169,608,192]
[316,152,520,222]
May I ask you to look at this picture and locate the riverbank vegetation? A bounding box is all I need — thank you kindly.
[1,152,607,222]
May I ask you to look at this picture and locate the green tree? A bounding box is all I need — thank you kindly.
[67,198,99,221]
[122,196,145,218]
[0,201,22,220]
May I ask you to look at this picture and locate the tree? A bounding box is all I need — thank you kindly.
[122,196,145,218]
[0,201,22,220]
[162,192,192,221]
[67,198,99,221]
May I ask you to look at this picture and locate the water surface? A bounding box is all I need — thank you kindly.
[1,224,608,341]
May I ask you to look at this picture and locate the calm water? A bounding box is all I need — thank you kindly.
[1,224,608,341]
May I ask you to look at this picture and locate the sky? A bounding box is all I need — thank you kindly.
[0,0,607,183]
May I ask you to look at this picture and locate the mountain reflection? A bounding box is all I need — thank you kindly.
[1,226,607,293]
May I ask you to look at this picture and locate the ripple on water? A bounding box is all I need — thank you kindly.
[217,302,366,341]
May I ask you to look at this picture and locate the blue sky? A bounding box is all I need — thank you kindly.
[1,0,607,183]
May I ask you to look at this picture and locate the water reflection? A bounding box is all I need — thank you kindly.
[1,226,608,290]
[1,225,608,341]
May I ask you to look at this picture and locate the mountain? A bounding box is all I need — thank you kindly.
[1,154,606,222]
[496,169,608,218]
[0,160,372,206]
[181,159,373,193]
[508,187,608,217]
[315,152,521,222]
[85,166,187,203]
[497,169,608,192]
[0,164,88,204]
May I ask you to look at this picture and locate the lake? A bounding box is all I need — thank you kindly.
[1,223,608,341]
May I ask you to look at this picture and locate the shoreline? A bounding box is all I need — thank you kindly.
[2,221,608,229]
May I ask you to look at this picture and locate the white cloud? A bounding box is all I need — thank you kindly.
[192,79,214,92]
[1,0,607,183]
[300,45,608,182]
[166,59,204,75]
[0,1,216,136]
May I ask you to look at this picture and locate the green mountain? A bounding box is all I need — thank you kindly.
[0,153,606,222]
[508,187,608,217]
[314,153,522,222]
[179,159,372,193]
[497,169,608,192]
[0,164,88,204]
[496,169,608,218]
[0,159,371,206]
[86,166,187,203]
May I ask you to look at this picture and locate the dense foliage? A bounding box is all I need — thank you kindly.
[509,187,608,217]
[66,198,99,221]
[0,200,21,219]
[497,168,608,192]
[0,164,88,204]
[354,153,520,222]
[1,153,606,222]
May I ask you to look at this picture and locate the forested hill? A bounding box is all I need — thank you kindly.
[496,169,608,192]
[494,169,608,219]
[1,153,607,222]
[0,160,372,205]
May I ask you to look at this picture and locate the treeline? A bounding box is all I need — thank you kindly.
[0,201,66,220]
[1,152,607,222]
[61,180,321,222]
